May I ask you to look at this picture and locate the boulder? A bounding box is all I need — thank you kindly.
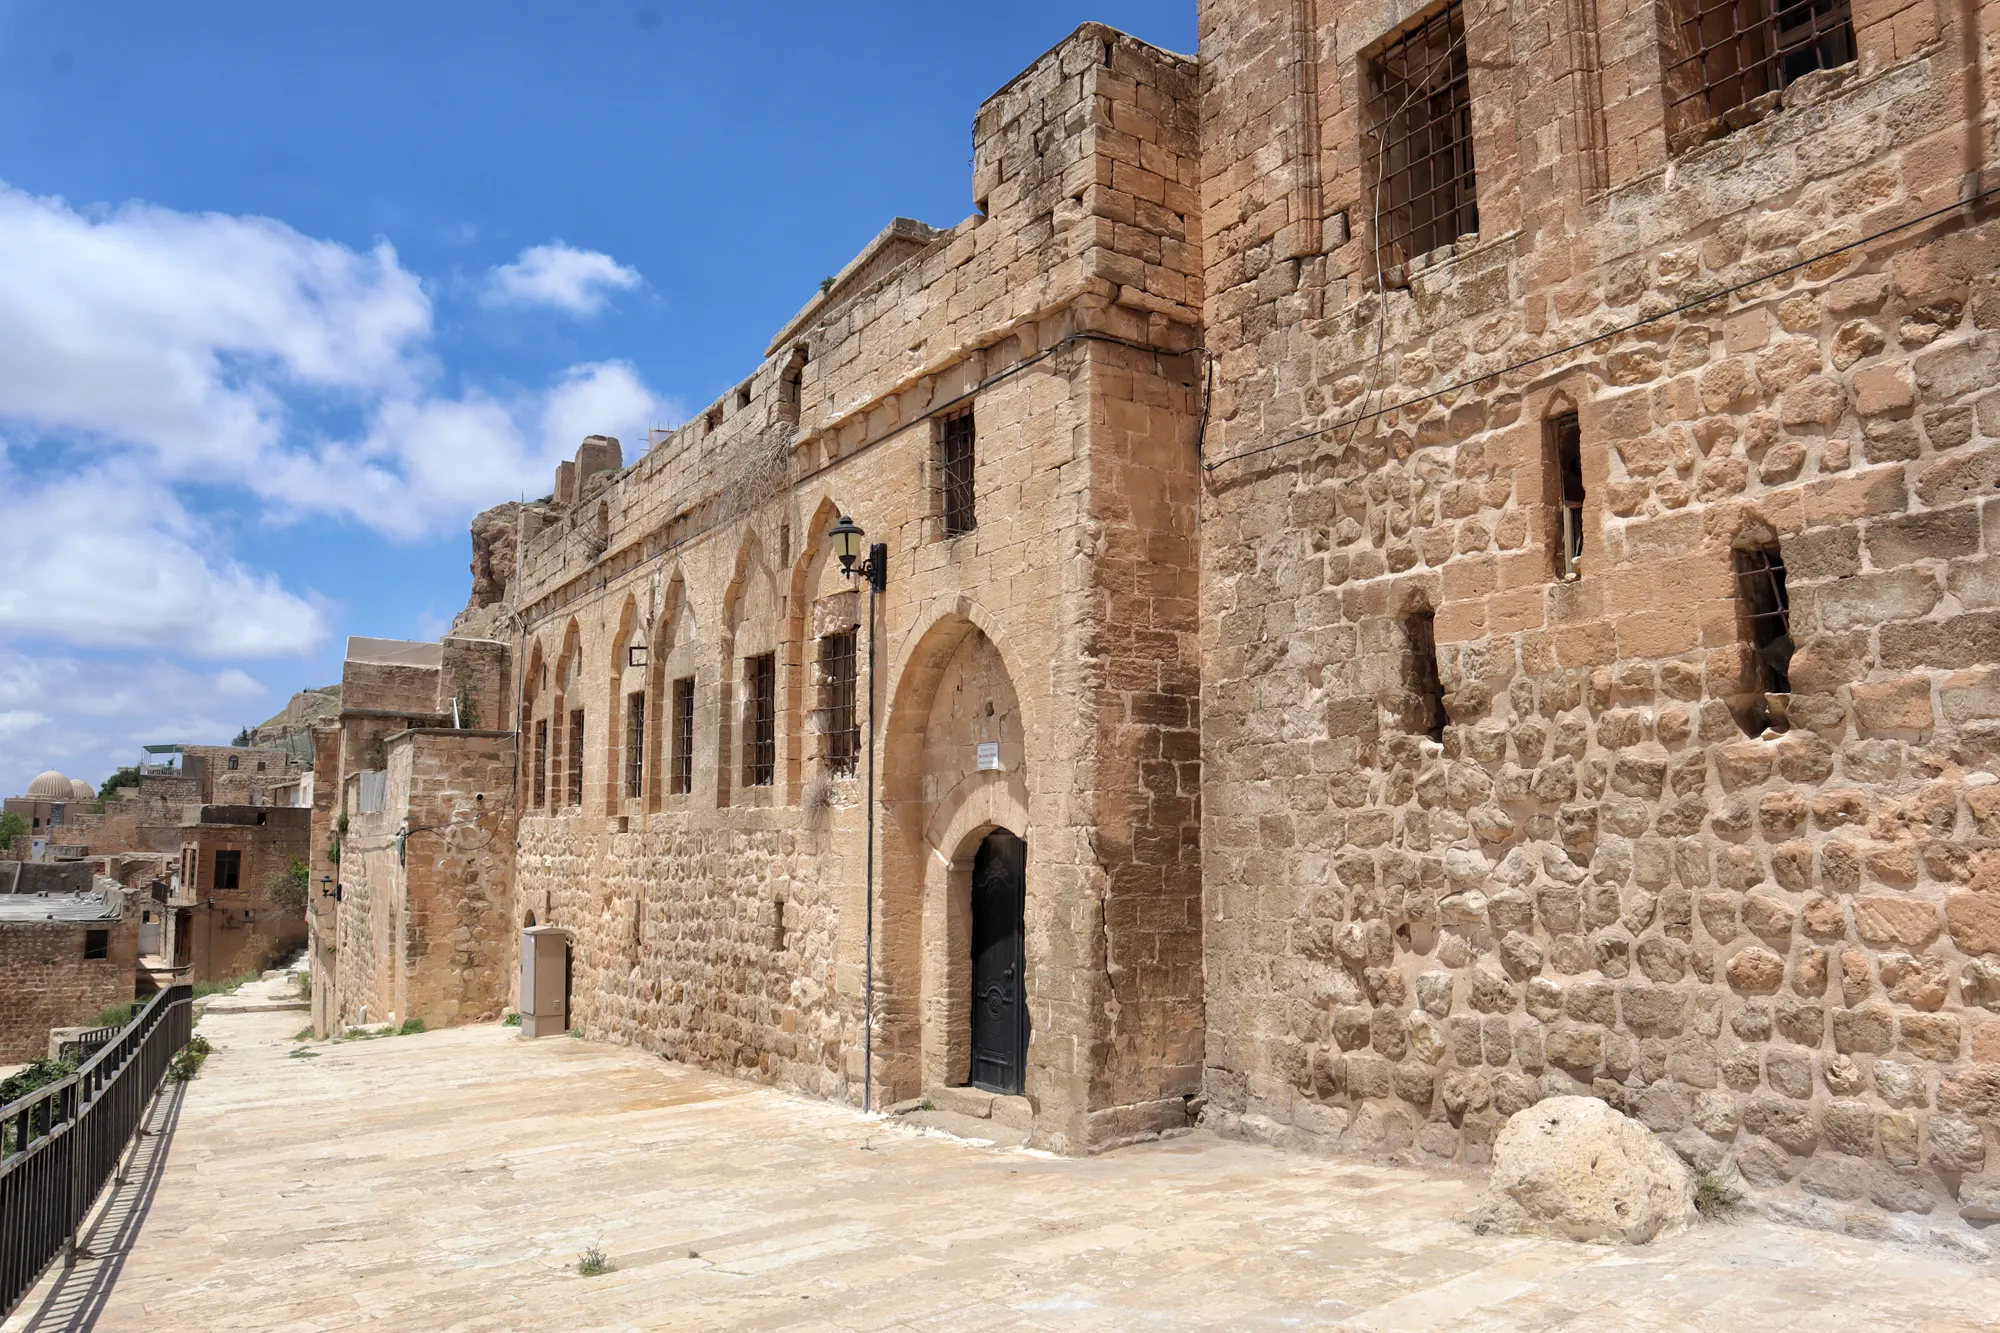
[1473,1095,1697,1244]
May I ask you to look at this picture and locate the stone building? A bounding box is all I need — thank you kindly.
[307,636,516,1036]
[323,0,2000,1234]
[164,806,310,982]
[0,882,139,1062]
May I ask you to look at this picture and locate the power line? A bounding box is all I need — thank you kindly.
[1202,184,2000,473]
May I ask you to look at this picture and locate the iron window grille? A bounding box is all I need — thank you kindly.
[940,409,977,537]
[671,677,695,795]
[745,654,777,787]
[568,709,585,807]
[214,849,241,890]
[819,628,859,776]
[1734,546,1793,694]
[1549,412,1586,580]
[625,691,646,800]
[1405,610,1447,741]
[1664,0,1855,139]
[534,719,548,807]
[1367,2,1478,273]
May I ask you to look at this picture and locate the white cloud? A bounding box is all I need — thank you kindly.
[0,650,278,799]
[0,183,668,549]
[0,456,327,656]
[483,242,642,316]
[0,182,431,474]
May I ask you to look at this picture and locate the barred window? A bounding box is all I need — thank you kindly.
[534,719,548,807]
[1367,2,1478,273]
[1548,413,1586,581]
[745,654,776,787]
[671,677,695,795]
[567,709,585,807]
[819,629,859,776]
[1734,546,1793,695]
[625,691,646,800]
[1405,610,1446,742]
[1664,0,1855,144]
[940,409,976,537]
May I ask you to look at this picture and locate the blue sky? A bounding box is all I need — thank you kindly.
[0,1,1193,797]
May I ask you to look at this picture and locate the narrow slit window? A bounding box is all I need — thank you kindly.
[568,709,585,807]
[534,719,549,807]
[940,409,977,537]
[1734,546,1793,695]
[671,676,695,795]
[1549,412,1586,580]
[1405,610,1447,742]
[1367,2,1478,273]
[773,897,787,952]
[1663,0,1855,144]
[745,654,776,787]
[625,690,646,800]
[819,628,859,776]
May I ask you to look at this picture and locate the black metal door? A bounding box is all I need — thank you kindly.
[969,829,1027,1094]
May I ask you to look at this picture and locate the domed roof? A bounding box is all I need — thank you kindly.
[69,779,96,803]
[25,770,71,800]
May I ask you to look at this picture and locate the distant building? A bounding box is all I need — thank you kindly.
[0,880,139,1062]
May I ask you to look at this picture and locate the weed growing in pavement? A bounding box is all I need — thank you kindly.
[397,1017,426,1035]
[1693,1165,1746,1221]
[288,1049,320,1060]
[168,1035,213,1082]
[577,1245,614,1277]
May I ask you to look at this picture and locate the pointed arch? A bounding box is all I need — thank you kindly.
[646,568,695,811]
[718,529,781,806]
[551,618,584,811]
[605,593,642,813]
[784,494,850,802]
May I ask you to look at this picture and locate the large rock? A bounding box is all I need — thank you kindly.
[1475,1096,1697,1244]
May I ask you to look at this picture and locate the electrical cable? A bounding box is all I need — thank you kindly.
[1201,183,2000,473]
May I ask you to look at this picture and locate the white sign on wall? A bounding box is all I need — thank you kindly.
[976,742,1001,771]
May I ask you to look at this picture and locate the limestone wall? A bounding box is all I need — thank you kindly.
[504,25,1205,1151]
[1195,0,2000,1232]
[0,915,137,1062]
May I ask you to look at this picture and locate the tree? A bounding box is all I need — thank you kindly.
[98,766,141,801]
[231,726,253,747]
[0,810,26,850]
[269,857,310,914]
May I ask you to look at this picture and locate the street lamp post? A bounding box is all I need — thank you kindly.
[827,514,887,1112]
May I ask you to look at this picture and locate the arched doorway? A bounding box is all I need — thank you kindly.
[969,829,1028,1094]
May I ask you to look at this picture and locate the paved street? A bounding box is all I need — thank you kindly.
[8,993,2000,1332]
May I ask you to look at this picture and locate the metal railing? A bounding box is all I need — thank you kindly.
[53,1024,121,1066]
[0,983,191,1315]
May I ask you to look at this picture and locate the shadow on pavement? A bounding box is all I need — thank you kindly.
[14,1080,186,1333]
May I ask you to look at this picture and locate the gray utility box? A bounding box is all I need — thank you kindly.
[519,926,570,1038]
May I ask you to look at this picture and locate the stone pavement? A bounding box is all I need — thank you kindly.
[8,1007,2000,1333]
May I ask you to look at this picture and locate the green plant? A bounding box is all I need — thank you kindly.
[0,810,27,850]
[193,971,257,1000]
[269,857,310,913]
[288,1049,319,1060]
[397,1017,426,1035]
[87,1001,137,1029]
[296,969,312,1001]
[232,726,252,747]
[502,1012,522,1027]
[168,1035,213,1082]
[97,766,142,801]
[328,811,348,866]
[568,1025,583,1039]
[0,1056,76,1106]
[818,275,835,294]
[450,683,479,729]
[1693,1165,1746,1221]
[292,1026,314,1042]
[576,1246,614,1277]
[915,1099,935,1112]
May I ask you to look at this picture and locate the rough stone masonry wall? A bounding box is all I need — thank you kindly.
[501,25,1205,1150]
[396,732,516,1028]
[1196,0,2000,1239]
[0,917,137,1062]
